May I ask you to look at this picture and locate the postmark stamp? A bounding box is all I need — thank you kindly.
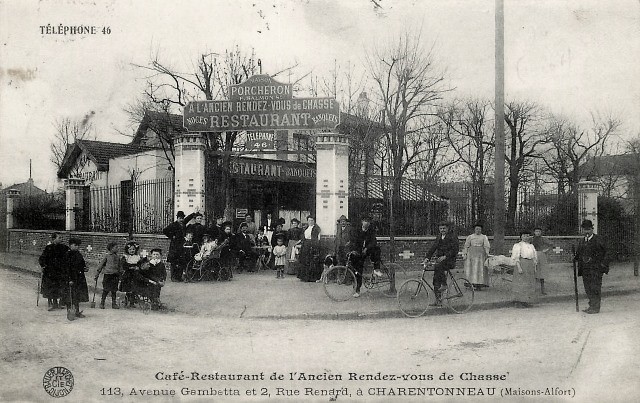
[43,367,74,398]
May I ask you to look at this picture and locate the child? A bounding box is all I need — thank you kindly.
[195,234,215,261]
[255,228,269,248]
[95,242,120,309]
[120,241,144,307]
[318,255,336,284]
[177,231,197,281]
[138,248,166,310]
[273,236,287,278]
[65,238,90,318]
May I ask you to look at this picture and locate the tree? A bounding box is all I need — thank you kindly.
[50,116,95,175]
[365,30,449,272]
[502,101,548,232]
[439,98,495,224]
[132,46,298,220]
[622,135,640,276]
[541,112,619,194]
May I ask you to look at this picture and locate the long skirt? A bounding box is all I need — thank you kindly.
[535,251,548,280]
[464,246,489,286]
[41,270,65,299]
[511,258,538,304]
[285,240,299,275]
[297,241,321,282]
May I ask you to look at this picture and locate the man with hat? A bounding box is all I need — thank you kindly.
[163,211,187,281]
[574,219,609,314]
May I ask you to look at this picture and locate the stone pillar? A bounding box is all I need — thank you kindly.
[64,178,85,231]
[315,132,349,238]
[578,181,599,233]
[174,133,206,214]
[6,189,20,229]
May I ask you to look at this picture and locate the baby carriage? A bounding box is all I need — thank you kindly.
[185,243,233,282]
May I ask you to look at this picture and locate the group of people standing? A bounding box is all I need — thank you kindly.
[426,219,608,312]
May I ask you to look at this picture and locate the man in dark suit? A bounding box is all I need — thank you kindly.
[234,222,257,272]
[350,217,382,297]
[574,219,608,314]
[424,222,459,305]
[163,211,186,281]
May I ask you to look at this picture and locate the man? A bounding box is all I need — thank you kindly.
[261,212,276,244]
[574,219,608,314]
[64,238,89,318]
[238,214,258,239]
[234,222,257,272]
[39,233,69,310]
[163,211,186,282]
[335,215,351,266]
[423,222,459,306]
[350,217,382,298]
[208,215,225,241]
[186,212,207,245]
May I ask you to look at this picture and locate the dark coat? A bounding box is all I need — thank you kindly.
[426,232,459,270]
[134,261,166,299]
[351,227,377,253]
[574,234,608,276]
[163,220,185,263]
[119,255,146,293]
[234,232,255,253]
[186,223,207,245]
[261,218,277,233]
[64,250,89,303]
[287,227,304,242]
[39,243,69,298]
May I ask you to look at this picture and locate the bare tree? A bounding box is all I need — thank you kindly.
[440,98,495,224]
[365,30,449,273]
[51,116,95,175]
[502,101,548,232]
[541,112,619,195]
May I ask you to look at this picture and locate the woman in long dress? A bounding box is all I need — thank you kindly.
[285,218,304,275]
[462,223,491,289]
[531,227,553,295]
[510,230,539,307]
[297,216,322,282]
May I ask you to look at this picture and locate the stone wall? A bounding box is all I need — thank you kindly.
[7,229,169,262]
[7,229,580,268]
[376,236,581,270]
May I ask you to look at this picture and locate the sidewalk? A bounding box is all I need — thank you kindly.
[3,251,639,319]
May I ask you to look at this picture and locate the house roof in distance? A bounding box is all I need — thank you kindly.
[57,139,154,178]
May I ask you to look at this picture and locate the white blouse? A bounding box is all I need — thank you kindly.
[511,242,537,264]
[304,225,314,240]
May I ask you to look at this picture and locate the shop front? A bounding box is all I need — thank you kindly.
[205,156,315,227]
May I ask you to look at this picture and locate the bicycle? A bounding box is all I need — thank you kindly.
[323,251,407,302]
[397,258,474,317]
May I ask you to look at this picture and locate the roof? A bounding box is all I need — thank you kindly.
[130,110,186,146]
[351,176,445,202]
[579,154,640,178]
[57,139,154,178]
[0,179,46,195]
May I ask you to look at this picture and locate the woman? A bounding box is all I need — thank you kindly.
[531,227,553,295]
[297,216,322,282]
[119,241,145,307]
[462,223,491,289]
[510,230,539,307]
[286,218,304,275]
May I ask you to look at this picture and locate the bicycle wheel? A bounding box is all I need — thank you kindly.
[397,279,432,318]
[323,266,356,302]
[141,300,151,315]
[444,276,474,314]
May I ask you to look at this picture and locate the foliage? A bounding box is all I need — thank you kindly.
[12,194,65,230]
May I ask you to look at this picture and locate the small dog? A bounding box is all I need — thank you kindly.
[318,255,338,283]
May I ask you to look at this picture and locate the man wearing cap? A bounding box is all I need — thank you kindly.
[350,217,382,298]
[574,219,609,314]
[423,222,459,306]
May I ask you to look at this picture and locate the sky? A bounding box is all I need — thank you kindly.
[0,0,639,191]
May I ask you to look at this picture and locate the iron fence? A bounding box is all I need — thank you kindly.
[80,179,174,234]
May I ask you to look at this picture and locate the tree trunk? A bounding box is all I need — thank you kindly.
[506,174,518,233]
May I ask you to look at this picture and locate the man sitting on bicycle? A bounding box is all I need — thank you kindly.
[350,217,382,298]
[424,221,459,305]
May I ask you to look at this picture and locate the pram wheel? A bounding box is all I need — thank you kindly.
[217,266,233,281]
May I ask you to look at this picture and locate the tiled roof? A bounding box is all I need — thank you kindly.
[131,110,186,146]
[57,140,153,178]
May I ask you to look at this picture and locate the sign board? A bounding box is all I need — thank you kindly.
[235,208,248,219]
[184,75,340,132]
[209,156,316,184]
[245,131,275,150]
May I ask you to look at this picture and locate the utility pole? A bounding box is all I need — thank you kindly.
[494,0,506,254]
